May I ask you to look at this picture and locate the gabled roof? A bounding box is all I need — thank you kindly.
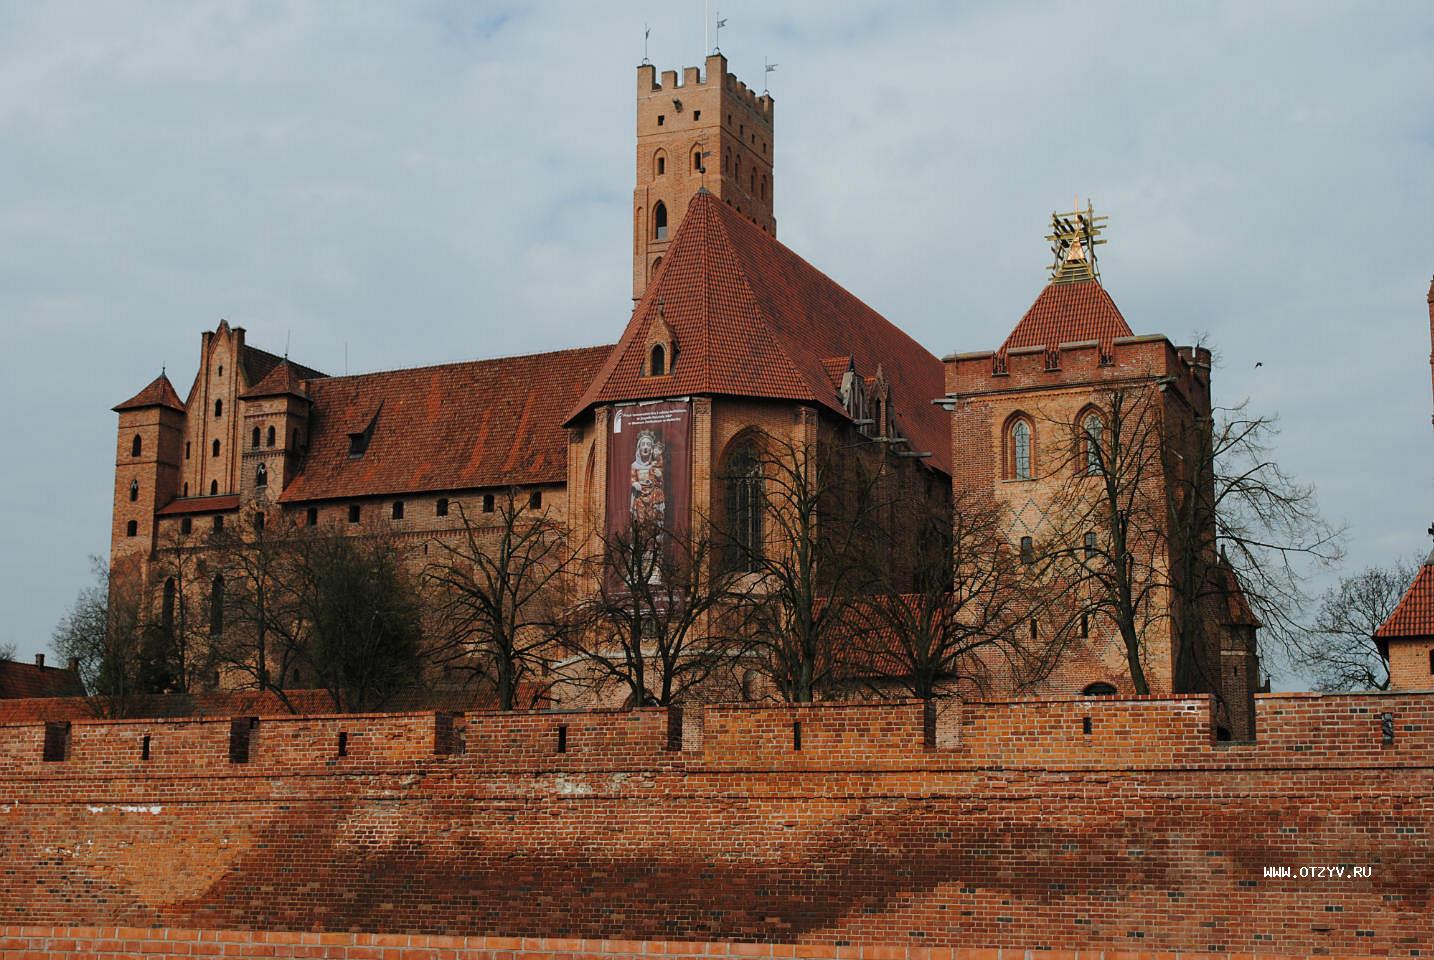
[567,191,950,474]
[157,495,240,516]
[0,659,86,700]
[1375,552,1434,646]
[278,345,613,503]
[241,359,314,400]
[113,372,185,413]
[243,345,324,385]
[1000,278,1133,355]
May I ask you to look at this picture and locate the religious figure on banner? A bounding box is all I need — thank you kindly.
[630,429,667,583]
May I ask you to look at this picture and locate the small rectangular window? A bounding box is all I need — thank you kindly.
[692,110,701,120]
[657,114,665,126]
[180,517,192,535]
[1084,532,1098,558]
[1029,619,1039,641]
[141,734,151,761]
[792,720,802,752]
[1020,536,1033,564]
[436,497,449,517]
[556,725,568,754]
[306,507,318,526]
[348,504,360,524]
[1082,716,1093,736]
[482,494,495,513]
[528,490,542,509]
[337,731,348,757]
[42,722,70,762]
[1381,712,1395,747]
[185,442,191,460]
[229,717,256,764]
[213,515,224,532]
[392,501,404,520]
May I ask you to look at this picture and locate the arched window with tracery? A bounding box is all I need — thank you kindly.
[1082,411,1104,475]
[1008,417,1033,480]
[722,442,763,573]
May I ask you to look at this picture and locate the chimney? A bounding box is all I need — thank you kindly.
[34,653,45,668]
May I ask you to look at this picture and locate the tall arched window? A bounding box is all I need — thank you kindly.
[212,439,220,458]
[654,151,667,176]
[214,399,222,418]
[131,434,142,457]
[129,479,139,502]
[653,201,668,240]
[251,427,261,449]
[255,463,268,487]
[266,425,276,447]
[650,344,666,376]
[1010,419,1032,480]
[209,575,224,634]
[1082,412,1104,475]
[723,443,763,573]
[161,578,176,639]
[210,479,218,496]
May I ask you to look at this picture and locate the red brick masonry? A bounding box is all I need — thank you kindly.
[0,926,1399,960]
[0,694,1429,956]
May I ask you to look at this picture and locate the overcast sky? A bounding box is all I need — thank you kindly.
[1,2,1430,685]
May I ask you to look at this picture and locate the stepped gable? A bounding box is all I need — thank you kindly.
[1000,277,1133,356]
[1375,550,1434,653]
[112,372,184,412]
[569,192,950,473]
[241,358,312,399]
[279,344,613,502]
[0,659,85,700]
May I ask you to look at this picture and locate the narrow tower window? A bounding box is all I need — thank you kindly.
[251,427,261,449]
[214,399,222,418]
[656,154,666,175]
[255,463,267,487]
[1083,413,1105,475]
[126,520,138,537]
[266,425,276,447]
[653,201,668,241]
[212,439,220,458]
[129,479,139,502]
[209,479,218,496]
[131,434,143,457]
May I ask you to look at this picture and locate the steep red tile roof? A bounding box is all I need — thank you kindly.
[1375,554,1434,642]
[157,495,240,516]
[279,345,613,503]
[113,372,185,413]
[241,359,314,400]
[0,660,86,700]
[243,345,324,385]
[1000,278,1133,355]
[568,191,950,473]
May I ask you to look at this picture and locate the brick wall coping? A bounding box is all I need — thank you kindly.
[0,708,443,730]
[0,925,1391,960]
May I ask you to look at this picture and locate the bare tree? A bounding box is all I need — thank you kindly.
[1292,557,1420,691]
[145,520,218,694]
[567,517,748,706]
[424,491,572,711]
[51,556,149,717]
[724,430,890,703]
[854,491,1062,699]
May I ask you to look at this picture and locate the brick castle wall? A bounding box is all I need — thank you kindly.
[0,694,1428,956]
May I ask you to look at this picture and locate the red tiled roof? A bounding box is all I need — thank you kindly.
[0,660,86,700]
[567,192,951,474]
[1375,555,1434,642]
[241,359,314,400]
[279,345,613,503]
[243,345,324,385]
[157,495,240,516]
[1000,278,1133,355]
[113,373,185,413]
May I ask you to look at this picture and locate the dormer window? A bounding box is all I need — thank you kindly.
[348,410,379,457]
[650,344,666,376]
[643,302,677,377]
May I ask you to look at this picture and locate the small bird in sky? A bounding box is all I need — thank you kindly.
[1254,361,1263,368]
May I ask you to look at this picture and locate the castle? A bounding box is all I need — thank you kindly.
[106,53,1274,728]
[0,48,1415,960]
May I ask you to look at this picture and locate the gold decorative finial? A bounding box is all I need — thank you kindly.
[1046,197,1107,284]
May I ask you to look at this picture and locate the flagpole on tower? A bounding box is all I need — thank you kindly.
[642,23,651,65]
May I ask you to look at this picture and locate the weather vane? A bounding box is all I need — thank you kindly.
[1046,196,1107,284]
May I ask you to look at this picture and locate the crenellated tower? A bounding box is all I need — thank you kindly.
[633,53,774,300]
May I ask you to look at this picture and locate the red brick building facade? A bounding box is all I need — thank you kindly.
[111,56,1253,717]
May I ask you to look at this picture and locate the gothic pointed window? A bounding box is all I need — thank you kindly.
[1083,412,1104,475]
[266,426,276,447]
[650,344,666,376]
[251,427,261,449]
[1009,418,1033,481]
[129,479,139,502]
[656,153,666,176]
[210,480,218,496]
[653,201,668,241]
[255,463,267,488]
[131,434,142,457]
[212,439,220,458]
[722,444,763,573]
[214,399,222,418]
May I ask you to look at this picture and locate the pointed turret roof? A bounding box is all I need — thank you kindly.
[241,359,311,400]
[1000,278,1134,356]
[1375,550,1434,650]
[113,372,185,413]
[567,191,949,472]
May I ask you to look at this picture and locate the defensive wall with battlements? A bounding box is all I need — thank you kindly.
[0,693,1429,957]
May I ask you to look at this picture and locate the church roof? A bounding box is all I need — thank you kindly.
[1000,278,1133,355]
[242,345,325,385]
[1375,551,1434,645]
[113,372,185,413]
[278,345,613,503]
[241,359,314,400]
[567,191,950,473]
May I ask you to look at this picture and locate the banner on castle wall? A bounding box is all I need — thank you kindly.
[605,401,692,589]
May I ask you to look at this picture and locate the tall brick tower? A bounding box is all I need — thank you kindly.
[633,53,774,300]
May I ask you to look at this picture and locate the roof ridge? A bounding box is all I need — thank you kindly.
[320,342,617,385]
